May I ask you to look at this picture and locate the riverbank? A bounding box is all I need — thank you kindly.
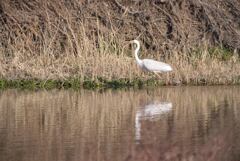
[0,78,163,90]
[0,76,239,90]
[0,0,240,89]
[1,46,240,90]
[1,44,240,89]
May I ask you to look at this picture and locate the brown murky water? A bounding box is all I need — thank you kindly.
[0,86,240,161]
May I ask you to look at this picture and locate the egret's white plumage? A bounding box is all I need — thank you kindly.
[135,101,173,141]
[131,40,172,73]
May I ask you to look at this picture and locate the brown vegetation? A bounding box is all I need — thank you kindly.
[0,0,240,84]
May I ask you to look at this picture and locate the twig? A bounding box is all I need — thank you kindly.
[114,0,142,15]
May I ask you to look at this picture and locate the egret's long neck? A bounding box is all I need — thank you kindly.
[134,42,142,65]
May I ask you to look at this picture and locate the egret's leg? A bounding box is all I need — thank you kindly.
[153,72,161,79]
[166,72,170,85]
[154,72,170,85]
[153,72,166,85]
[143,71,150,80]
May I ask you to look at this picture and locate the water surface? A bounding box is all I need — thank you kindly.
[0,86,240,161]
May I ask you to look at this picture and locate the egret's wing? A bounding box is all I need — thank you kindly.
[143,102,173,116]
[142,59,172,72]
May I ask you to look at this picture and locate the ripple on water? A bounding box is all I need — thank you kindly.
[0,86,239,161]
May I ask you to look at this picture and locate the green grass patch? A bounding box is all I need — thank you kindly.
[0,77,166,90]
[208,46,234,60]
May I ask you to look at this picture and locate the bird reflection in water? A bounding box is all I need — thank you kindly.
[135,101,173,141]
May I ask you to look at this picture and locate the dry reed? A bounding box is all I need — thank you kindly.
[0,0,240,86]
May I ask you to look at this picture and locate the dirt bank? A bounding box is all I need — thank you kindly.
[1,0,240,52]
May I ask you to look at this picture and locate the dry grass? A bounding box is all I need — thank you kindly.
[1,34,240,85]
[0,0,240,86]
[168,46,240,85]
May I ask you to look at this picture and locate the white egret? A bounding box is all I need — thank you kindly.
[130,40,173,74]
[135,101,173,141]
